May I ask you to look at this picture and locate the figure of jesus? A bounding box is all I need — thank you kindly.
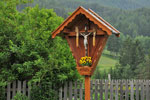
[80,32,91,50]
[80,32,92,56]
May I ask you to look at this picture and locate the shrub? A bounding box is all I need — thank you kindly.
[30,81,59,100]
[0,86,6,100]
[12,92,29,100]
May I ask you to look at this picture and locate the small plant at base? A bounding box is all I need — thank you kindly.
[12,92,29,100]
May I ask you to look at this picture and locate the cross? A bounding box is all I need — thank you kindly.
[75,25,96,56]
[80,26,92,56]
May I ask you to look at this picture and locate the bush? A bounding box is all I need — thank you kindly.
[12,92,29,100]
[0,86,6,100]
[30,81,59,100]
[0,1,80,99]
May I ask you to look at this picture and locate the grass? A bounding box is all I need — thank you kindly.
[97,50,118,72]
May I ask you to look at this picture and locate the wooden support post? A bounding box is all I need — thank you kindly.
[85,76,90,100]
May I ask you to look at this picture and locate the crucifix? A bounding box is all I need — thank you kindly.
[75,25,96,56]
[80,25,92,56]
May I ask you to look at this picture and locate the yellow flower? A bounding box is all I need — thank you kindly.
[79,60,83,64]
[82,61,86,64]
[88,57,91,60]
[81,57,85,60]
[89,60,92,63]
[79,56,92,66]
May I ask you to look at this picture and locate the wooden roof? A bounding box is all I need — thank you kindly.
[52,6,120,38]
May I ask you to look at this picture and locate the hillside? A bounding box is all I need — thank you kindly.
[32,0,150,10]
[22,0,150,37]
[85,0,150,9]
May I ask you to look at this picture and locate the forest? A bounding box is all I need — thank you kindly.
[0,0,150,99]
[20,0,150,37]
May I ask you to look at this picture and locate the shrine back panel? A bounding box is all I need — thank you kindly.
[66,35,108,75]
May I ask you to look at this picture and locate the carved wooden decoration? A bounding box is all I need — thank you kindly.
[52,6,120,100]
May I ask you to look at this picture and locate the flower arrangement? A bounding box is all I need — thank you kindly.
[79,56,92,66]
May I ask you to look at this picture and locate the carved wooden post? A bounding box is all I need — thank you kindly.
[85,76,90,100]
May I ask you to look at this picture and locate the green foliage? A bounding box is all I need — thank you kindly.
[27,0,150,37]
[97,36,150,79]
[0,86,6,100]
[30,81,58,100]
[0,0,80,99]
[93,67,101,79]
[107,35,122,55]
[119,37,145,69]
[108,37,146,79]
[135,36,150,54]
[85,0,150,9]
[93,68,108,79]
[135,56,150,79]
[12,92,29,100]
[114,64,133,79]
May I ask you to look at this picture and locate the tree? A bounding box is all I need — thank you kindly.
[119,37,144,67]
[136,36,150,54]
[107,34,122,56]
[116,36,145,78]
[93,67,101,79]
[135,56,150,79]
[0,0,80,99]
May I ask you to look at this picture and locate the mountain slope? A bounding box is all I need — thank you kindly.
[25,0,150,36]
[85,0,150,9]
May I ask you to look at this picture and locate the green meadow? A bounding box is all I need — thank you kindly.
[97,51,118,72]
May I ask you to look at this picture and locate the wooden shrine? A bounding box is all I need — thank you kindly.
[52,6,120,100]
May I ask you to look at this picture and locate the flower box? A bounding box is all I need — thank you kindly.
[76,66,92,76]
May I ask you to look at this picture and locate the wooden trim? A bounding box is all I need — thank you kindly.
[52,7,82,38]
[79,8,112,35]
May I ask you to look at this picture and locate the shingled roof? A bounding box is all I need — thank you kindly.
[52,6,120,38]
